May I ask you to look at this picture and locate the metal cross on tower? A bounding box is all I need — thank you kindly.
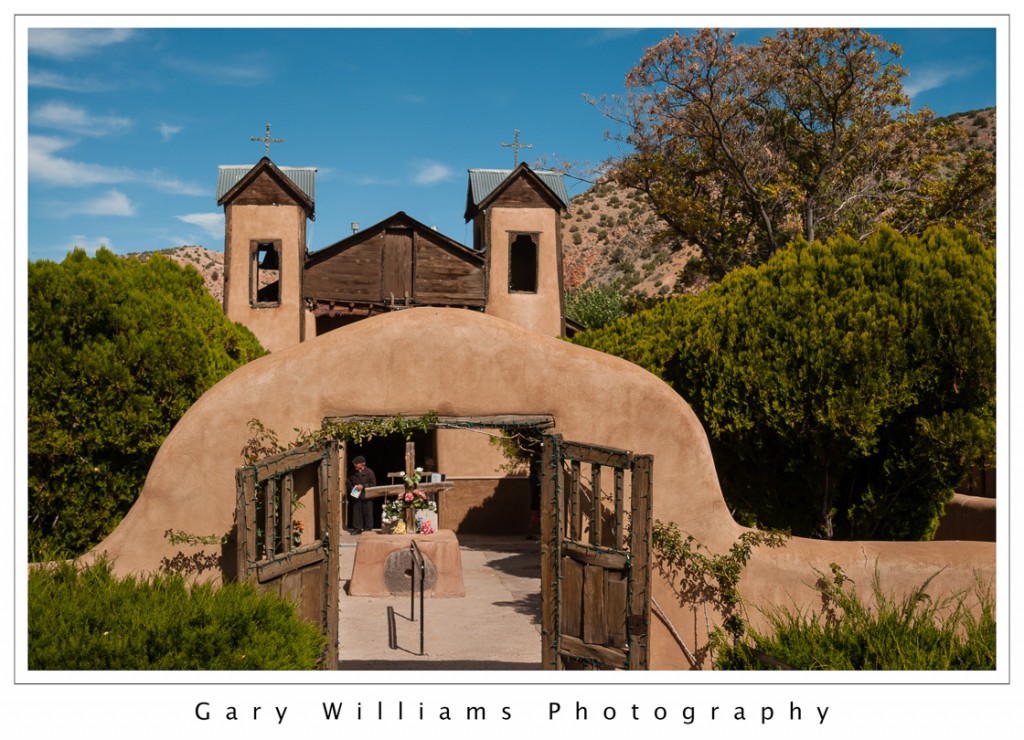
[251,123,285,157]
[501,129,533,167]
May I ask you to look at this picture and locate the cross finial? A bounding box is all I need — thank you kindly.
[251,123,285,157]
[501,129,532,167]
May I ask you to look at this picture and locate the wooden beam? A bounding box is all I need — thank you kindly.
[325,440,342,668]
[540,433,562,670]
[562,541,629,570]
[561,442,631,469]
[257,542,325,582]
[628,454,653,670]
[558,635,628,670]
[263,478,277,558]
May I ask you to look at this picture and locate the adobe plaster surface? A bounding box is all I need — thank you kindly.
[88,307,995,669]
[223,202,306,352]
[485,206,563,336]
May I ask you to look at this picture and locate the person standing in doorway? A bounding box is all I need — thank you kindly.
[348,455,377,534]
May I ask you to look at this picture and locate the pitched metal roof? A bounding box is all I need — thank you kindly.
[466,168,570,211]
[216,164,317,203]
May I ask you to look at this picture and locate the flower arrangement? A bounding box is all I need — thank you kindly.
[381,499,406,531]
[381,467,437,534]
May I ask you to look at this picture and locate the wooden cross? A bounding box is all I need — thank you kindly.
[251,123,284,157]
[501,129,532,167]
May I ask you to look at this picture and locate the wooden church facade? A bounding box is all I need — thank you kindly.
[216,156,572,534]
[305,211,487,335]
[217,157,571,351]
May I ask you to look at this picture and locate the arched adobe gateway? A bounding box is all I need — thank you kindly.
[89,308,995,670]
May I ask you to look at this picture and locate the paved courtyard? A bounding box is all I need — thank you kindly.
[335,534,544,670]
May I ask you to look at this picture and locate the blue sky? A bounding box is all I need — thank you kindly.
[23,23,998,262]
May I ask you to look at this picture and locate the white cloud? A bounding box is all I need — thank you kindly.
[28,135,134,186]
[67,190,136,217]
[412,160,454,186]
[902,63,977,100]
[176,213,225,238]
[581,29,643,47]
[30,101,132,136]
[29,29,135,60]
[28,70,109,92]
[163,56,270,86]
[146,173,207,197]
[159,123,183,141]
[29,136,206,197]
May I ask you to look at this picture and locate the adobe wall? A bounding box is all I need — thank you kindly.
[934,493,997,542]
[485,207,563,337]
[223,203,306,352]
[88,308,995,669]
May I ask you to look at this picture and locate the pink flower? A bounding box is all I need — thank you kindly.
[420,520,434,534]
[415,490,426,499]
[404,493,413,502]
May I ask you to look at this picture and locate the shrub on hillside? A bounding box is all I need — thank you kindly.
[574,226,995,540]
[28,558,326,670]
[565,285,628,330]
[28,249,265,558]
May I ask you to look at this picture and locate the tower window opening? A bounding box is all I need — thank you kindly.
[250,240,281,306]
[508,233,538,293]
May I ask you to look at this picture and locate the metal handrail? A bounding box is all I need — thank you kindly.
[409,539,426,656]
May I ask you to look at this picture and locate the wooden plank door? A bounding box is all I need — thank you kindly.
[381,228,413,304]
[235,439,342,668]
[540,434,653,670]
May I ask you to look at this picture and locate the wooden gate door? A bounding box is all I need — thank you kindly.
[540,434,653,670]
[235,439,342,668]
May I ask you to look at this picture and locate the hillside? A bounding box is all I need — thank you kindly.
[126,245,225,304]
[561,106,995,300]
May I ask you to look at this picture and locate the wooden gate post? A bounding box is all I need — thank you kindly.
[540,433,562,669]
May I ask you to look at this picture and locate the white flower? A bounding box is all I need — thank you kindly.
[415,467,424,473]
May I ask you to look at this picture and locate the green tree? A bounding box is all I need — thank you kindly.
[29,249,265,558]
[594,29,985,284]
[575,226,994,540]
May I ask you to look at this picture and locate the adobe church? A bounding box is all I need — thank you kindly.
[214,150,573,533]
[84,141,994,670]
[215,156,572,353]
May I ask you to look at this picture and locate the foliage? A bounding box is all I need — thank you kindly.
[575,226,995,539]
[28,558,326,670]
[239,418,285,465]
[564,285,628,330]
[593,28,989,284]
[28,249,266,559]
[241,414,440,465]
[652,521,788,658]
[294,413,439,450]
[713,565,996,670]
[488,428,544,476]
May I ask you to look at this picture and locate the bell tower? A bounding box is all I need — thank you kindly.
[464,163,570,337]
[216,156,316,352]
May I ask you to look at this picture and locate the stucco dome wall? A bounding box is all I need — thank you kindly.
[88,308,994,669]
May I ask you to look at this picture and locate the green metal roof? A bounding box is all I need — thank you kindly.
[466,167,570,218]
[216,164,317,204]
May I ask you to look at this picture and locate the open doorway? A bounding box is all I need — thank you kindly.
[344,428,436,530]
[332,414,652,670]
